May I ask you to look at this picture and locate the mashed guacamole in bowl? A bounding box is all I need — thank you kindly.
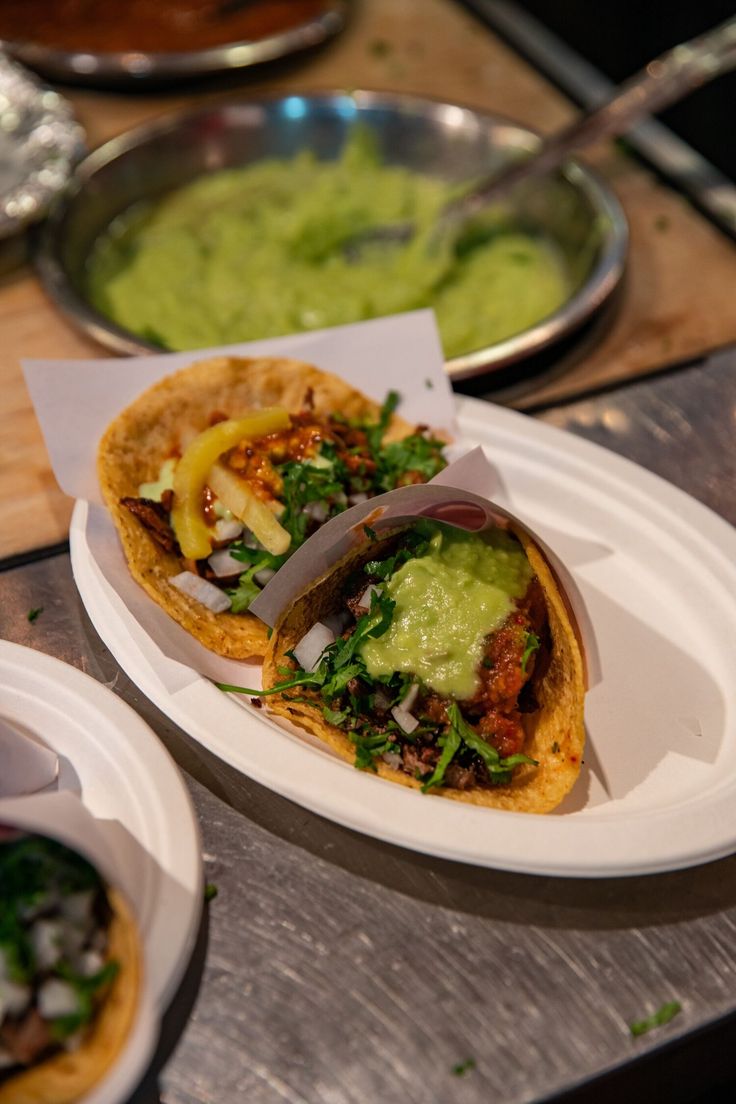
[38,92,627,380]
[85,129,570,361]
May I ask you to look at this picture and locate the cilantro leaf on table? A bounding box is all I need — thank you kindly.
[452,1058,476,1077]
[629,1001,682,1037]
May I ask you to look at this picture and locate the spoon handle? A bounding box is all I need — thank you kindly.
[447,15,736,223]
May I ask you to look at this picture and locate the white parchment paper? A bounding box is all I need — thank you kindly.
[23,310,454,504]
[0,719,59,797]
[22,309,597,691]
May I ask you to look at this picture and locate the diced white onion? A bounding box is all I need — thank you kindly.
[348,492,368,506]
[322,609,351,636]
[214,517,243,541]
[254,567,276,586]
[401,682,420,712]
[304,453,332,471]
[303,500,329,524]
[208,549,245,578]
[38,979,79,1019]
[0,979,31,1018]
[357,584,383,611]
[293,622,336,673]
[391,706,419,734]
[382,751,402,769]
[171,571,231,613]
[31,920,62,970]
[73,950,105,978]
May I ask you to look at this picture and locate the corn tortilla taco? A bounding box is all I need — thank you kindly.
[256,519,585,812]
[0,833,141,1104]
[98,356,447,660]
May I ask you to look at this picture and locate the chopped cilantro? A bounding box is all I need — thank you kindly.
[51,960,119,1040]
[444,702,537,786]
[323,706,350,726]
[421,724,461,793]
[363,525,378,541]
[520,631,540,675]
[226,549,289,612]
[425,378,434,389]
[365,391,400,457]
[27,606,43,623]
[629,1001,682,1037]
[204,883,219,903]
[452,1058,476,1077]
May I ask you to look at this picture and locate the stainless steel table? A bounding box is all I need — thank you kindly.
[2,349,735,1104]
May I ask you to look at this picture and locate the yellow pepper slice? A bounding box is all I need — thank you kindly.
[171,410,290,559]
[207,463,291,555]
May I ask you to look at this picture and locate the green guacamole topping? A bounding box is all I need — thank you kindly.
[360,525,533,699]
[86,130,570,358]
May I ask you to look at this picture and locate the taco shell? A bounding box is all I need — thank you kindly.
[0,887,141,1104]
[98,355,412,660]
[262,524,586,813]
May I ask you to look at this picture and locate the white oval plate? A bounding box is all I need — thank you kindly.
[0,640,202,1006]
[70,397,736,878]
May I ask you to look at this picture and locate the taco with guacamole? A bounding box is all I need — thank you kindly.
[251,518,585,812]
[0,831,141,1104]
[98,355,447,659]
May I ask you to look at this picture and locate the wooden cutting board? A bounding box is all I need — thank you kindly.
[2,0,736,559]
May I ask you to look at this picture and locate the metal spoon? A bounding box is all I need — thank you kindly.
[346,14,736,257]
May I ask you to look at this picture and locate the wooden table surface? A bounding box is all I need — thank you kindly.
[3,0,736,560]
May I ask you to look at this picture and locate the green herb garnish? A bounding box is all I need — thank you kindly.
[629,1001,682,1037]
[452,1058,476,1077]
[27,607,43,623]
[204,883,219,902]
[421,702,537,791]
[520,631,540,675]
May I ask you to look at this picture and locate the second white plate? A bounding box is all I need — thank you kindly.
[70,397,736,877]
[0,641,202,1007]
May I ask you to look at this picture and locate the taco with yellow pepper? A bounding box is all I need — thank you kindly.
[242,517,585,812]
[0,831,140,1104]
[97,355,447,660]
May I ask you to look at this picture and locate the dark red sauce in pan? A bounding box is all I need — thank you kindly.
[0,0,330,54]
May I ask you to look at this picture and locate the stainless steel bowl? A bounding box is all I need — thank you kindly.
[36,91,628,381]
[2,2,347,87]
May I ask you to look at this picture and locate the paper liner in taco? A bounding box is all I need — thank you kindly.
[261,520,585,813]
[0,835,141,1104]
[97,355,446,660]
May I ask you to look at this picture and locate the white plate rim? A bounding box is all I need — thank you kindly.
[0,639,203,1005]
[69,396,736,878]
